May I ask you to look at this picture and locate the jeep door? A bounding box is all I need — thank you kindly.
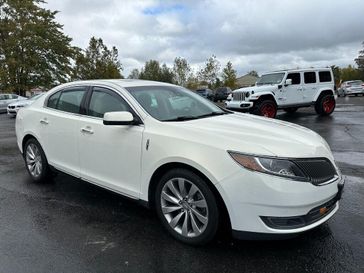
[302,71,318,103]
[282,72,303,105]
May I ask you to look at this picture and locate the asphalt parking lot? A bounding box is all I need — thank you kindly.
[0,97,363,273]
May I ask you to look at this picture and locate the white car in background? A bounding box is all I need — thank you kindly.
[7,93,45,117]
[337,80,364,97]
[15,80,344,245]
[0,93,27,113]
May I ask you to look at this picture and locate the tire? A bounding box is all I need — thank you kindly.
[315,94,336,116]
[283,107,298,114]
[155,168,219,245]
[254,100,277,118]
[23,138,52,183]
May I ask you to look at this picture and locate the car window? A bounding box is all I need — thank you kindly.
[11,94,18,99]
[286,73,301,85]
[88,87,131,118]
[56,88,86,114]
[0,95,4,100]
[47,92,61,109]
[304,72,316,84]
[319,71,332,83]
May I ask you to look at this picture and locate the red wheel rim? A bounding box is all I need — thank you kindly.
[323,97,335,113]
[261,103,276,118]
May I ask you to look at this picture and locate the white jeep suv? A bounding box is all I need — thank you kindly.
[225,68,336,118]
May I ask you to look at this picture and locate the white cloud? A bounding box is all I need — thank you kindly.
[45,0,364,76]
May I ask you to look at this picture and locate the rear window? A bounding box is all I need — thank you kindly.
[47,88,86,114]
[57,89,86,114]
[304,72,316,84]
[319,71,332,82]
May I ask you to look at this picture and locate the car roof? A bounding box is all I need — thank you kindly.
[60,79,175,89]
[263,67,331,74]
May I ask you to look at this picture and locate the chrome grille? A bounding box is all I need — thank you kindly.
[293,158,337,185]
[233,92,245,101]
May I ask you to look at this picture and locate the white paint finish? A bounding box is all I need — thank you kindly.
[16,80,342,236]
[78,115,144,198]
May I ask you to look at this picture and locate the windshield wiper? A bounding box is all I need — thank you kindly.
[163,116,199,122]
[163,112,228,122]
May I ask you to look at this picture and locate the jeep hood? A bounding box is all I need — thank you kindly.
[171,113,334,160]
[234,85,278,94]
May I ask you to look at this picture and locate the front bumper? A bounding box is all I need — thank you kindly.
[216,169,344,238]
[225,100,253,111]
[7,108,18,116]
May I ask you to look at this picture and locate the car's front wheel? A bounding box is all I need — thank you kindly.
[155,168,219,245]
[23,138,52,183]
[254,100,277,118]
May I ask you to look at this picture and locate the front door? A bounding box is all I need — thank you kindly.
[78,86,144,198]
[281,72,303,105]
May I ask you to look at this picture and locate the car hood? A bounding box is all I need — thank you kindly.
[167,113,334,160]
[8,100,32,107]
[234,85,278,94]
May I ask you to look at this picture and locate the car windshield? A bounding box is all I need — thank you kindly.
[126,85,228,121]
[256,73,285,86]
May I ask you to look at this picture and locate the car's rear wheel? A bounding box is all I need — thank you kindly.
[155,168,219,245]
[24,138,52,183]
[283,107,298,114]
[254,100,277,118]
[315,94,336,116]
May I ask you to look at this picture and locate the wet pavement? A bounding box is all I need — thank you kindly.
[0,97,363,273]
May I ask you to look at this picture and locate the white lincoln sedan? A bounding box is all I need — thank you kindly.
[16,80,344,245]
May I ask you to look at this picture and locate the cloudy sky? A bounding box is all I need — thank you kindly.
[46,0,364,77]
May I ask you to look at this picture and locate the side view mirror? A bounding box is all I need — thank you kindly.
[285,79,292,86]
[103,111,139,126]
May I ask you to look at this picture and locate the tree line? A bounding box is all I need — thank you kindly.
[1,0,363,96]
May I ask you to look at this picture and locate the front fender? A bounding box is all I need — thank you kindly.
[249,91,278,104]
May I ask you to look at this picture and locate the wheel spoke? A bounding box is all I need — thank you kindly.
[167,181,182,200]
[181,211,188,236]
[162,205,181,214]
[188,184,198,198]
[191,207,207,224]
[26,150,35,160]
[190,211,201,236]
[191,199,207,208]
[178,178,187,197]
[161,191,179,205]
[169,211,184,228]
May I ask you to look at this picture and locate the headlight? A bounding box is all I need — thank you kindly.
[245,92,250,98]
[228,152,309,181]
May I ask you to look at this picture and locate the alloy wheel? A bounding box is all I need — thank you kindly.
[25,143,43,178]
[160,178,209,238]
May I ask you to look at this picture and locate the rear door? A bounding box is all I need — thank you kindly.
[78,86,144,198]
[42,86,88,176]
[302,71,318,103]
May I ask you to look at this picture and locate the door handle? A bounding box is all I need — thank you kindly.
[40,118,49,125]
[81,127,94,134]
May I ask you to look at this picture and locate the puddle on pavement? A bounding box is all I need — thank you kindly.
[333,151,364,167]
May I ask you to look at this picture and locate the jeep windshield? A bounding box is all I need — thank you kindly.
[256,73,285,86]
